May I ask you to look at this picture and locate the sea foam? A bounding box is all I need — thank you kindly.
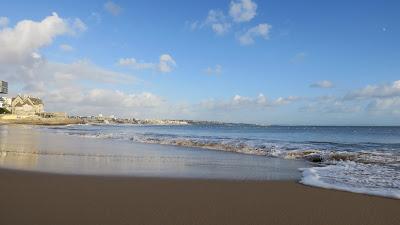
[300,162,400,199]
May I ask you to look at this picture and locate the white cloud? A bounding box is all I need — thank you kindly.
[0,17,9,27]
[0,13,69,64]
[0,13,86,65]
[205,10,231,35]
[118,58,154,70]
[0,14,174,119]
[366,97,400,115]
[1,56,141,117]
[205,65,222,75]
[200,93,299,111]
[85,89,163,108]
[344,80,400,100]
[72,18,87,32]
[188,1,271,45]
[189,10,231,35]
[229,0,257,22]
[274,96,300,105]
[302,81,400,115]
[300,96,361,114]
[118,54,177,73]
[238,23,272,45]
[211,23,231,35]
[340,80,400,115]
[36,86,168,118]
[158,54,176,73]
[104,1,122,16]
[3,58,135,91]
[310,80,334,89]
[59,44,74,52]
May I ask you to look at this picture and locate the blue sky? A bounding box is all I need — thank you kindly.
[1,0,400,125]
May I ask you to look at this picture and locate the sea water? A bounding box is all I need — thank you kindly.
[1,124,399,199]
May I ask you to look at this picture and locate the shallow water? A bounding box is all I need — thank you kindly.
[0,125,307,180]
[1,123,399,199]
[44,123,400,199]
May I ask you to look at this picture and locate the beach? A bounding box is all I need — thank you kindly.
[0,125,399,225]
[0,168,399,225]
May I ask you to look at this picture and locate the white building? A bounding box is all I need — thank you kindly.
[0,97,11,111]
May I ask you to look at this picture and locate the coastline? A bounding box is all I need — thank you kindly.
[0,115,83,126]
[0,168,399,225]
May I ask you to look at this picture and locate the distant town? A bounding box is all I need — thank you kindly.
[0,80,217,126]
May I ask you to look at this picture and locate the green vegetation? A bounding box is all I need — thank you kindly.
[0,108,11,114]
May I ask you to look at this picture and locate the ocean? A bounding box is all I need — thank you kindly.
[1,124,399,199]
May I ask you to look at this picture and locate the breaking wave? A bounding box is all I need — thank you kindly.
[45,124,400,199]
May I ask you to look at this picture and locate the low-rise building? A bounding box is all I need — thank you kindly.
[11,95,44,116]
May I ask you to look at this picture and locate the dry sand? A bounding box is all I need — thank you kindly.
[0,168,399,225]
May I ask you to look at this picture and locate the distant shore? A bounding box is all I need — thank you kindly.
[0,114,225,126]
[0,168,398,225]
[0,115,83,125]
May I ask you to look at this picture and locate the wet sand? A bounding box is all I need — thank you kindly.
[0,168,399,225]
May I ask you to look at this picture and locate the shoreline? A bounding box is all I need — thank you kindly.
[0,168,399,225]
[0,116,83,125]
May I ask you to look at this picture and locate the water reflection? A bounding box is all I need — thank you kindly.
[0,125,39,170]
[0,125,309,180]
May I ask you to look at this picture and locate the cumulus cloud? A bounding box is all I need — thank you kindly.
[118,54,176,73]
[310,80,334,89]
[189,10,231,35]
[238,23,272,45]
[188,0,269,41]
[3,58,135,92]
[206,10,231,35]
[229,0,257,22]
[0,13,86,64]
[205,65,222,75]
[104,1,122,16]
[0,13,138,117]
[1,56,146,117]
[59,44,74,52]
[0,17,9,27]
[0,13,69,64]
[0,14,177,119]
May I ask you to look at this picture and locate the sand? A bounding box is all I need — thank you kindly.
[0,168,398,225]
[0,116,83,125]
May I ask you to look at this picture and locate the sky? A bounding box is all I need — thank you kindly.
[0,0,400,125]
